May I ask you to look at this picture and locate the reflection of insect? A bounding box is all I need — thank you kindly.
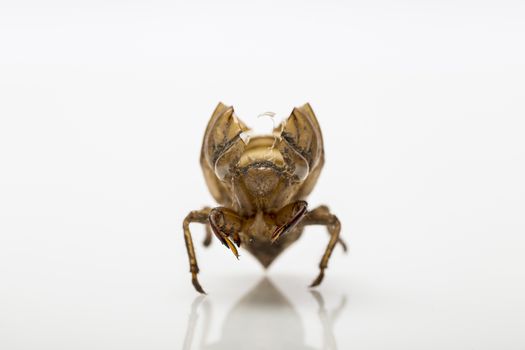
[183,103,346,293]
[183,278,346,350]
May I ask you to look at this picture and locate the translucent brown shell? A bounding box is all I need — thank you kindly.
[199,102,325,207]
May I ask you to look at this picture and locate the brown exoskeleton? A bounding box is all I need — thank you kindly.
[183,103,346,293]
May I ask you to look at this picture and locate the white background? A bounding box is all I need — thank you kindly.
[1,1,524,349]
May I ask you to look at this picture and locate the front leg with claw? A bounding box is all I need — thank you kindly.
[209,207,243,259]
[183,206,244,294]
[271,200,308,243]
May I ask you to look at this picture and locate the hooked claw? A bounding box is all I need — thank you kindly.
[271,201,308,244]
[222,236,239,259]
[271,225,287,243]
[192,273,206,294]
[209,207,243,260]
[309,268,325,288]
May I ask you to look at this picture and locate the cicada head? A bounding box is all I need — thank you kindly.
[200,102,324,210]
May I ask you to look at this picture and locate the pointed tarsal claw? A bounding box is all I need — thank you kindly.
[192,273,206,294]
[223,237,239,259]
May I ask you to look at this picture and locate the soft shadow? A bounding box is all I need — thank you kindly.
[182,277,346,350]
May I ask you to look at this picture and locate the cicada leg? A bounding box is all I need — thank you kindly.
[183,207,212,294]
[209,207,243,259]
[311,205,347,252]
[270,200,308,243]
[203,224,212,247]
[302,205,344,287]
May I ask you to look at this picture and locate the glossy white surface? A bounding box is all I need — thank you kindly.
[1,1,524,349]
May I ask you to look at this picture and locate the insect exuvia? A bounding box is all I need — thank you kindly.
[183,103,346,293]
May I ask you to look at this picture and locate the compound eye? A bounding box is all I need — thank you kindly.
[214,138,245,180]
[202,104,248,181]
[276,104,322,181]
[293,154,309,181]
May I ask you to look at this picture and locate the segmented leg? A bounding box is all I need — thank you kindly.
[183,207,212,294]
[313,206,347,252]
[203,224,212,247]
[209,207,243,259]
[271,200,308,243]
[303,205,342,287]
